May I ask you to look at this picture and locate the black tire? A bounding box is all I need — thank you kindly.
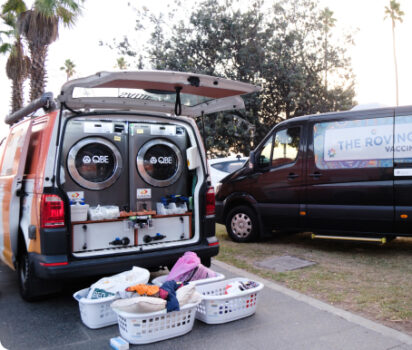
[201,257,211,267]
[225,205,259,243]
[17,248,59,301]
[17,248,40,301]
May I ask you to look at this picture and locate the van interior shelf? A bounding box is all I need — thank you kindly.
[72,212,192,224]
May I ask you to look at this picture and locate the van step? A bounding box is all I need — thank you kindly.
[311,234,387,244]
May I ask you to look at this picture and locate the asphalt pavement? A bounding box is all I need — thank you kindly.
[1,259,411,350]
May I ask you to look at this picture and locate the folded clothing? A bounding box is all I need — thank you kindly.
[125,284,160,297]
[224,280,259,295]
[176,284,202,306]
[160,280,183,312]
[111,283,201,315]
[87,266,150,299]
[111,296,166,314]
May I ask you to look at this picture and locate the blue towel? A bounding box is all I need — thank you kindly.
[160,280,181,312]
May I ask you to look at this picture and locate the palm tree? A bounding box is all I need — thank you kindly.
[115,57,129,70]
[60,58,76,80]
[18,0,83,101]
[320,7,336,93]
[385,0,404,106]
[1,0,31,112]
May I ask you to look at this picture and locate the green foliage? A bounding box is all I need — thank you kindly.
[60,58,76,80]
[18,0,84,100]
[115,56,129,70]
[112,0,356,156]
[1,0,31,112]
[385,0,404,24]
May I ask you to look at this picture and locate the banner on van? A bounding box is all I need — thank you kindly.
[324,123,412,161]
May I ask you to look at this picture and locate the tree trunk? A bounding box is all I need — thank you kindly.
[11,78,24,113]
[392,20,399,106]
[28,44,48,101]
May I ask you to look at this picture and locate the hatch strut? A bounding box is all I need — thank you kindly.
[174,86,182,116]
[5,92,56,125]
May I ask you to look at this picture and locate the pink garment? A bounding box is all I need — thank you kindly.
[167,251,217,282]
[167,251,200,281]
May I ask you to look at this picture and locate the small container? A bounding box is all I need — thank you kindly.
[70,203,89,222]
[88,205,120,221]
[110,336,129,350]
[195,277,264,324]
[113,301,200,344]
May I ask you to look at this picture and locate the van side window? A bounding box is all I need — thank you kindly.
[271,127,300,167]
[394,115,412,164]
[313,117,394,169]
[0,127,26,176]
[258,135,273,167]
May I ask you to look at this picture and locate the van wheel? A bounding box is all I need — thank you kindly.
[201,257,211,267]
[226,206,259,243]
[17,249,57,301]
[17,249,39,301]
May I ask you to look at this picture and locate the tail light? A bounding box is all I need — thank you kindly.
[206,186,215,216]
[41,194,65,228]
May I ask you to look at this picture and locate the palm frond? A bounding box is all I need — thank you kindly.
[2,0,27,15]
[0,42,12,53]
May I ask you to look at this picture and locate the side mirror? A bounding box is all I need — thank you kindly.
[248,150,255,171]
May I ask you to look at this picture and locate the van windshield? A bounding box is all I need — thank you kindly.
[73,87,213,107]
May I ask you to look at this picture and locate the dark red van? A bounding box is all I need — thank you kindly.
[216,106,412,242]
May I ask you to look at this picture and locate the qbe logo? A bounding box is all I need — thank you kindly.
[149,156,174,165]
[83,155,110,164]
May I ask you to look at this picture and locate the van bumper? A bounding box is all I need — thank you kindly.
[31,241,219,280]
[215,201,224,224]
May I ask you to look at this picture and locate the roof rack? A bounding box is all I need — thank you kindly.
[5,92,56,125]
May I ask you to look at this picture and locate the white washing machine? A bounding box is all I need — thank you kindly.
[129,122,189,211]
[61,119,130,210]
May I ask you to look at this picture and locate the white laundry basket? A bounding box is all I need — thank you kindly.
[151,272,224,286]
[73,288,118,329]
[113,301,200,344]
[195,277,264,324]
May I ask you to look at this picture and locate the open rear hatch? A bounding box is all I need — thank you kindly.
[58,71,259,258]
[58,70,260,116]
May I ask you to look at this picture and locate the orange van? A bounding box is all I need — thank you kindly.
[0,71,259,300]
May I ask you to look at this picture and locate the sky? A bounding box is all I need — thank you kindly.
[1,0,412,139]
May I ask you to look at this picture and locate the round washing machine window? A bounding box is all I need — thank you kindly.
[67,137,123,190]
[137,139,183,187]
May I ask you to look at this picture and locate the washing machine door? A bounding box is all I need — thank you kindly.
[137,140,183,187]
[67,137,123,190]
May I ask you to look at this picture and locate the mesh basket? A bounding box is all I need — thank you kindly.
[195,278,264,324]
[73,288,118,329]
[113,301,200,344]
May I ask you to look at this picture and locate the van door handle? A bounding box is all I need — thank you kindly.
[309,172,322,178]
[288,173,299,179]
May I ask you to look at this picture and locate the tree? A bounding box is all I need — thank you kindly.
[112,0,355,156]
[320,7,336,92]
[115,57,129,70]
[385,0,404,106]
[1,0,31,112]
[18,0,83,101]
[60,58,75,80]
